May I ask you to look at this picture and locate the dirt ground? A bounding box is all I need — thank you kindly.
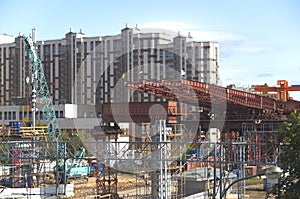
[72,174,141,198]
[72,175,273,198]
[246,184,275,199]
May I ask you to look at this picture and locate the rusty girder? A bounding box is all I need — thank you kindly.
[125,80,300,114]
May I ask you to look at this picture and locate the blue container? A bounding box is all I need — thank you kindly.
[9,121,13,127]
[9,121,24,128]
[18,121,24,127]
[98,162,104,173]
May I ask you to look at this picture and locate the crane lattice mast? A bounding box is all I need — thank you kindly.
[23,35,62,144]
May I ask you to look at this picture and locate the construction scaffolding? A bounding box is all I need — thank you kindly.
[92,120,188,199]
[242,121,281,164]
[0,124,285,199]
[0,140,53,190]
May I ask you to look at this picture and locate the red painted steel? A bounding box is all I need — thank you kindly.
[125,80,300,113]
[102,101,180,123]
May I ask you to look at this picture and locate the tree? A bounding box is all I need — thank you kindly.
[273,113,300,198]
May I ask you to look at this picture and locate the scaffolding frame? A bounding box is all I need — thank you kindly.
[242,122,281,164]
[0,141,53,190]
[0,120,283,199]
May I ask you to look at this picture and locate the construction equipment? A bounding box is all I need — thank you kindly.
[23,34,62,145]
[254,80,300,102]
[56,147,103,184]
[65,147,104,179]
[23,33,89,185]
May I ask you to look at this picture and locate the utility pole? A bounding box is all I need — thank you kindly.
[31,28,37,133]
[219,144,223,199]
[213,143,217,198]
[31,28,38,194]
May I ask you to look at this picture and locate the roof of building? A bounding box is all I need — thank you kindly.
[0,34,14,44]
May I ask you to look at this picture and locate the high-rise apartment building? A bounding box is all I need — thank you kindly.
[0,27,220,111]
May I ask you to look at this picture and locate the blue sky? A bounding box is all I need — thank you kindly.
[1,0,300,99]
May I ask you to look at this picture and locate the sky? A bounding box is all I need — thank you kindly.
[1,0,300,99]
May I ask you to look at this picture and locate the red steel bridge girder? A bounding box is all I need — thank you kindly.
[125,80,300,114]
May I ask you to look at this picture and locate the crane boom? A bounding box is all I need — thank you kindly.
[254,80,300,102]
[23,34,90,184]
[23,35,62,142]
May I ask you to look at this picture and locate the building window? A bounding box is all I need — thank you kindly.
[37,45,41,56]
[90,41,94,51]
[52,44,56,55]
[0,112,2,120]
[58,44,64,55]
[84,42,87,53]
[44,45,50,56]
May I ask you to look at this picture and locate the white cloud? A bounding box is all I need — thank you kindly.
[140,21,197,31]
[140,21,245,41]
[257,73,274,78]
[233,45,269,53]
[189,30,245,41]
[140,21,272,55]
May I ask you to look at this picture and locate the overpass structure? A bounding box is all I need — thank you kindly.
[125,79,300,114]
[96,79,300,198]
[99,79,300,165]
[123,79,300,162]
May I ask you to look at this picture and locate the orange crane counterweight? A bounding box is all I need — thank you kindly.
[254,80,300,102]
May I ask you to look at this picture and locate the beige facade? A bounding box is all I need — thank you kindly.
[0,27,220,109]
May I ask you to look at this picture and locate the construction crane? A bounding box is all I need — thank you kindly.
[23,34,62,144]
[23,32,88,186]
[23,33,68,187]
[254,80,300,102]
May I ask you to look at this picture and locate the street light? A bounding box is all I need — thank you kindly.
[220,166,282,199]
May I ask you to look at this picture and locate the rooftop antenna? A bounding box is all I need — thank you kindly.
[32,28,36,43]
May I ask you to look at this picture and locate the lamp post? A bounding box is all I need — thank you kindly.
[220,166,282,199]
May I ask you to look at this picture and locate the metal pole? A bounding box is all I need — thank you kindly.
[159,120,163,198]
[221,173,263,198]
[207,147,210,197]
[55,139,59,197]
[31,28,37,133]
[213,143,216,199]
[219,144,222,199]
[64,142,67,195]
